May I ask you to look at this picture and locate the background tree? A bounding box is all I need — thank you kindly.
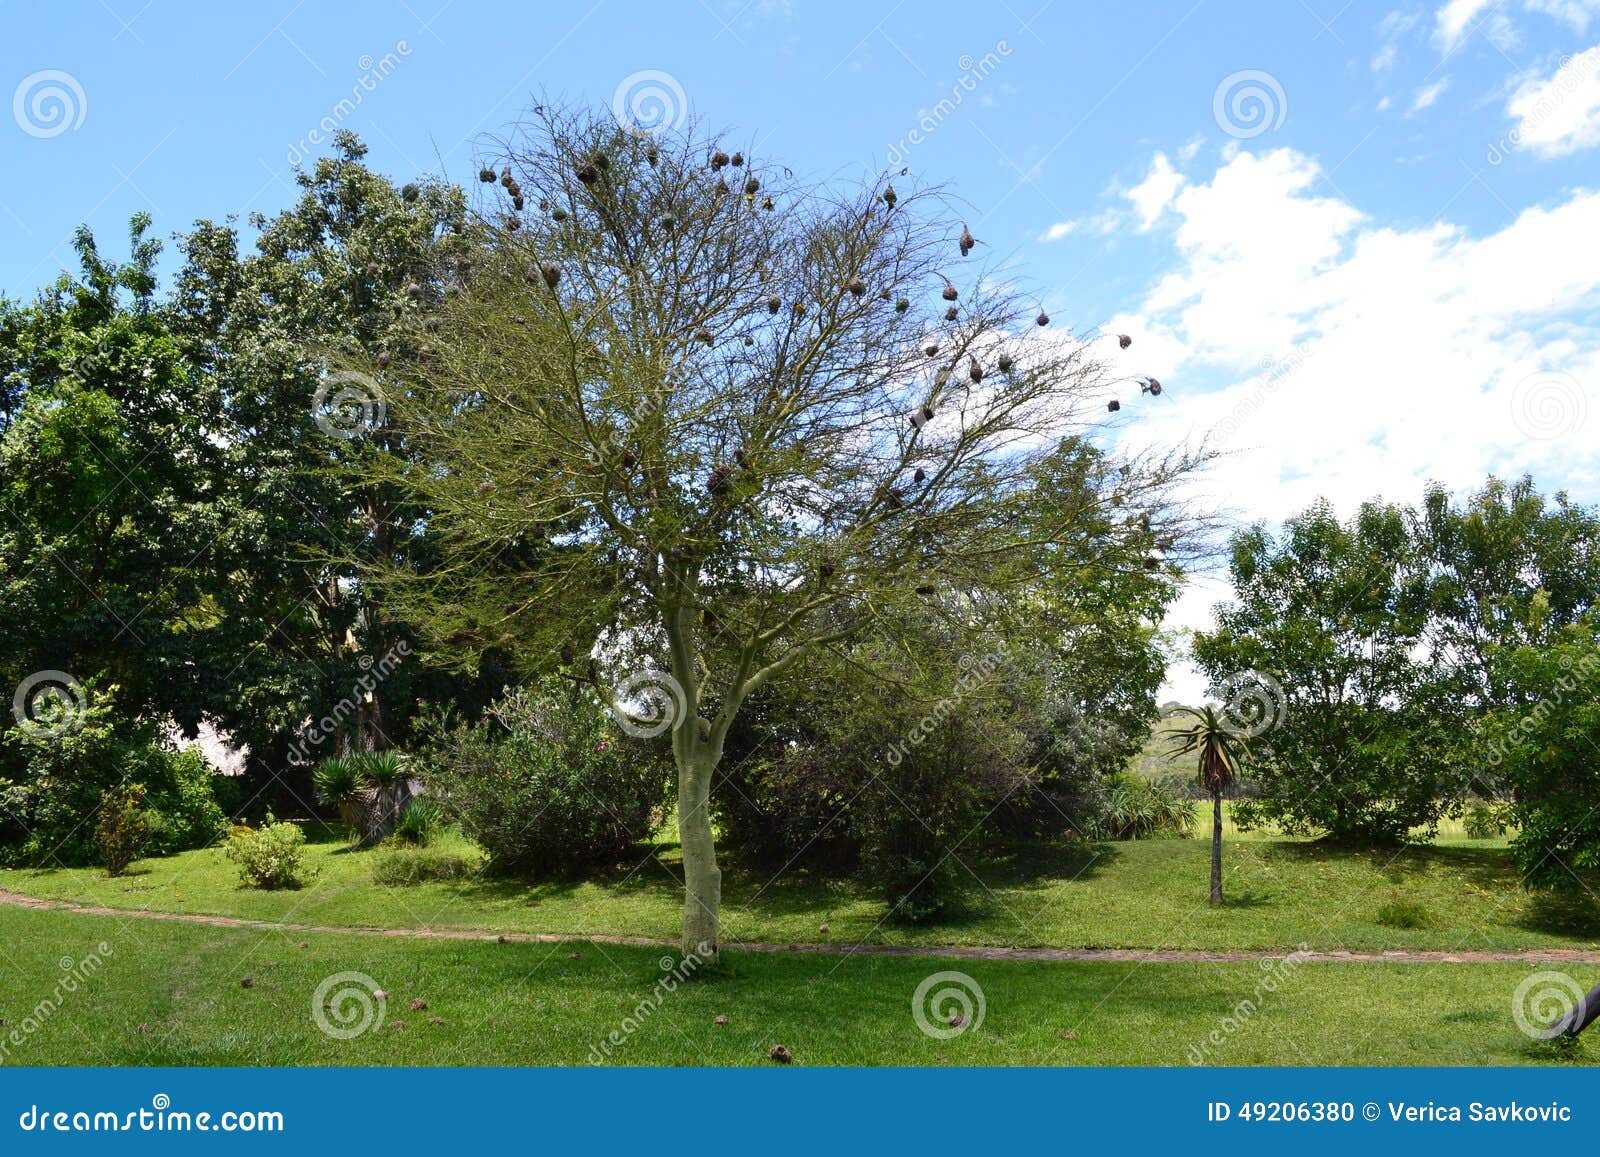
[366,106,1201,959]
[1193,499,1460,844]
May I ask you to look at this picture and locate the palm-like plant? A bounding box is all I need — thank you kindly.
[351,751,412,845]
[313,757,368,837]
[1168,707,1247,905]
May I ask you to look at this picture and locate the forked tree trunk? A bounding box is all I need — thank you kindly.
[1210,791,1224,906]
[677,746,721,964]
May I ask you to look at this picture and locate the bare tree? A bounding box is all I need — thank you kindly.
[361,105,1201,960]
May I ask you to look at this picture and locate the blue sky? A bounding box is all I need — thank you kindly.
[5,0,1600,695]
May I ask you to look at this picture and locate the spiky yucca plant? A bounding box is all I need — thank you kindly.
[1168,706,1246,905]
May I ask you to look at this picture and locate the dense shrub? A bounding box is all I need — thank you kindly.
[371,846,474,886]
[1375,893,1432,929]
[95,783,150,876]
[1093,774,1196,840]
[417,682,673,878]
[392,797,440,846]
[225,819,316,889]
[0,693,229,867]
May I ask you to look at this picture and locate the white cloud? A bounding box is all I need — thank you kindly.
[1125,153,1186,231]
[1372,42,1399,71]
[1434,0,1496,50]
[1506,45,1600,156]
[1103,147,1600,695]
[1410,77,1451,111]
[1039,220,1079,241]
[1525,0,1600,31]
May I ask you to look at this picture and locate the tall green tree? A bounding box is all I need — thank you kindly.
[364,107,1200,959]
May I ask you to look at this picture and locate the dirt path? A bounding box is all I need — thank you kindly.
[5,888,1600,963]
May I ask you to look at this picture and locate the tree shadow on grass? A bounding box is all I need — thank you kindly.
[1517,888,1600,939]
[1263,839,1516,891]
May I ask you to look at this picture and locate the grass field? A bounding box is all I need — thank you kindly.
[0,905,1593,1067]
[3,815,1594,955]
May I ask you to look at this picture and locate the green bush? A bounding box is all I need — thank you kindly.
[0,691,228,867]
[1375,893,1432,929]
[371,847,474,886]
[1094,774,1197,840]
[417,682,673,878]
[225,819,316,889]
[313,756,367,833]
[1464,801,1509,840]
[392,797,440,846]
[95,783,150,876]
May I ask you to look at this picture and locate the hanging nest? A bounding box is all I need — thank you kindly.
[646,143,659,167]
[730,151,744,167]
[958,224,977,256]
[659,212,676,232]
[819,558,835,579]
[1141,377,1162,396]
[913,467,927,483]
[478,166,496,183]
[506,178,522,199]
[881,184,897,210]
[707,464,734,496]
[1118,333,1132,349]
[621,449,638,470]
[710,150,730,170]
[909,404,934,429]
[997,353,1013,373]
[941,281,958,302]
[512,195,525,211]
[1036,311,1050,326]
[847,278,867,297]
[694,327,715,346]
[761,195,774,211]
[968,356,983,383]
[895,297,910,313]
[504,217,520,231]
[923,342,940,357]
[1107,399,1121,412]
[1143,557,1161,572]
[733,448,750,469]
[879,288,892,302]
[500,168,513,186]
[540,263,561,289]
[576,161,600,185]
[551,207,569,222]
[744,176,760,196]
[766,295,781,314]
[944,306,958,322]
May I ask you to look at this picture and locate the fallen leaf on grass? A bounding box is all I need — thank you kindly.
[768,1044,793,1064]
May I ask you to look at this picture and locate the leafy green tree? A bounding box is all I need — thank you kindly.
[1168,705,1245,904]
[1193,499,1460,844]
[364,107,1199,958]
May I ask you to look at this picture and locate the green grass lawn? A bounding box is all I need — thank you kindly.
[3,814,1595,954]
[0,905,1592,1067]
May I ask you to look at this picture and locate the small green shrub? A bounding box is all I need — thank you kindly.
[1464,801,1509,840]
[392,797,440,846]
[1375,893,1432,929]
[225,819,316,889]
[1095,773,1196,840]
[95,782,150,876]
[313,756,367,833]
[371,847,473,886]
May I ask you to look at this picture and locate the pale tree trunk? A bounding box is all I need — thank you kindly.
[677,743,721,964]
[1210,791,1224,906]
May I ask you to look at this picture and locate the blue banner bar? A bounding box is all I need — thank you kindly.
[2,1067,1596,1152]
